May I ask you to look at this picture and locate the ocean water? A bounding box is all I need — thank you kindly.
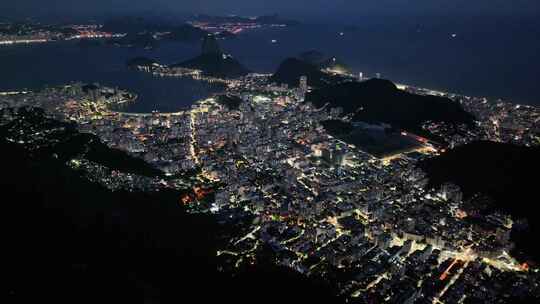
[222,17,540,106]
[0,16,539,112]
[0,40,222,113]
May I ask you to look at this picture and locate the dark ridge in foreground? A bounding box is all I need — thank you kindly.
[0,108,162,177]
[419,141,540,261]
[2,108,339,303]
[307,79,475,137]
[271,57,344,87]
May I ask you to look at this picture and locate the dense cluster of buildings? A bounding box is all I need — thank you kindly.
[188,18,288,35]
[0,21,123,45]
[188,20,264,35]
[186,79,537,302]
[1,71,539,302]
[457,96,539,147]
[403,86,540,148]
[131,62,238,85]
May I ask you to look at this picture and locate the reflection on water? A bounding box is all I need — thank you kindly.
[0,40,222,113]
[111,76,225,113]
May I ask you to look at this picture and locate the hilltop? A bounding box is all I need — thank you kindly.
[307,79,475,137]
[103,16,215,48]
[171,35,250,78]
[298,50,351,74]
[271,57,344,87]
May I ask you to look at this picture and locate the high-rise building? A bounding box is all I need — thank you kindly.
[298,75,308,101]
[299,76,308,91]
[376,73,381,79]
[358,72,364,81]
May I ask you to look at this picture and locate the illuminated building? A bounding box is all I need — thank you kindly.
[298,75,308,101]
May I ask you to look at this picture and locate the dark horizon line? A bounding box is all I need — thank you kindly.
[2,9,540,25]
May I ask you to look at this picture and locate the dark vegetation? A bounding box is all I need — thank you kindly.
[172,53,250,78]
[271,57,344,87]
[0,108,162,177]
[171,35,250,78]
[320,119,354,135]
[297,50,351,73]
[2,108,339,303]
[419,141,540,262]
[307,79,475,138]
[216,94,244,110]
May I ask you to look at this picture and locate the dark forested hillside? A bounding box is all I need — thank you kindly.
[307,79,474,136]
[419,141,540,261]
[2,109,339,303]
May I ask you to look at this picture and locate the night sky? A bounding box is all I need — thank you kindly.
[1,0,539,21]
